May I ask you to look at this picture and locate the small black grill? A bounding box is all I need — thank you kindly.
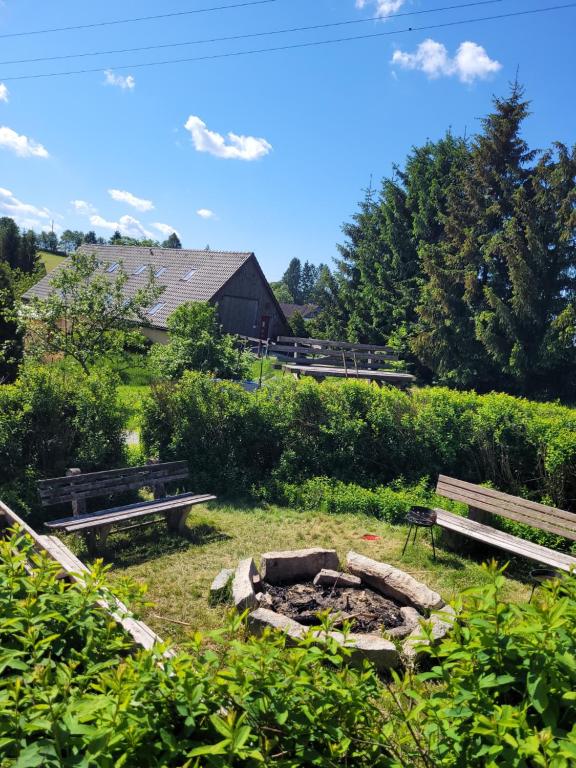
[402,506,437,560]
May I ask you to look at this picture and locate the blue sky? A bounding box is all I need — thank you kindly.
[0,0,574,280]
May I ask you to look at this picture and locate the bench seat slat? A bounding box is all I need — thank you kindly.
[45,493,216,532]
[283,364,414,381]
[435,509,576,572]
[437,476,576,539]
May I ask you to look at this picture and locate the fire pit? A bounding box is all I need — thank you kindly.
[218,548,455,670]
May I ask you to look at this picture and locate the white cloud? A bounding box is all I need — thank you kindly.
[355,0,405,18]
[90,215,118,231]
[196,208,215,219]
[0,125,49,158]
[0,83,8,102]
[90,213,154,239]
[391,39,501,84]
[71,199,97,215]
[152,222,180,237]
[104,70,135,90]
[0,187,51,220]
[108,188,154,212]
[184,115,272,161]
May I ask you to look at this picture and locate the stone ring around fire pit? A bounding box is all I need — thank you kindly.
[217,548,455,671]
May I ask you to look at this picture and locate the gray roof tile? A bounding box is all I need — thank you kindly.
[24,244,254,329]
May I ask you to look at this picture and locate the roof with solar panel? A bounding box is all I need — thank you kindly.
[24,244,255,329]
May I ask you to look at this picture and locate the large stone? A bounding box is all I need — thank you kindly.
[261,548,340,584]
[346,551,444,614]
[209,568,234,605]
[313,630,400,671]
[233,558,259,612]
[248,608,305,643]
[403,604,456,666]
[313,569,362,589]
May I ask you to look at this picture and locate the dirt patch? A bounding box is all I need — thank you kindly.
[263,581,405,633]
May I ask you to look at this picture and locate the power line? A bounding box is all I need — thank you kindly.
[1,3,574,82]
[0,0,505,67]
[0,0,284,40]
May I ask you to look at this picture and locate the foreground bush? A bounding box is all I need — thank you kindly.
[0,363,126,513]
[1,530,575,767]
[142,374,576,513]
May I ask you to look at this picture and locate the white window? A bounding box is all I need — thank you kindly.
[155,266,168,277]
[182,269,197,281]
[133,265,148,275]
[106,262,119,273]
[147,302,166,317]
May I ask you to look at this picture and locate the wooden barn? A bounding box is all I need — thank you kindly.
[25,244,288,342]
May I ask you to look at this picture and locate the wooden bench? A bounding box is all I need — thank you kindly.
[268,336,415,388]
[434,475,576,572]
[39,461,216,555]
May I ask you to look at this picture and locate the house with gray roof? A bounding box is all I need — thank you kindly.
[24,244,289,342]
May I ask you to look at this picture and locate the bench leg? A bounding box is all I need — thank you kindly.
[165,507,190,534]
[83,525,112,557]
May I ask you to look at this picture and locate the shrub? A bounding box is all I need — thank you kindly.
[0,363,126,515]
[149,301,251,381]
[2,532,575,767]
[0,530,392,767]
[391,562,576,767]
[142,374,576,516]
[141,372,280,493]
[278,476,438,524]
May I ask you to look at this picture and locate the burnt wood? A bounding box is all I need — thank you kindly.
[434,475,576,571]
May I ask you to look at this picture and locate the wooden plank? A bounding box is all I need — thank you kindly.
[435,508,576,572]
[436,476,576,537]
[38,464,190,506]
[436,487,576,541]
[46,493,216,532]
[1,501,171,655]
[276,336,395,353]
[38,461,188,489]
[437,475,576,526]
[270,345,397,361]
[282,364,414,384]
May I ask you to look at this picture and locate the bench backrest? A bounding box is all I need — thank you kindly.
[271,336,397,370]
[38,461,189,507]
[436,475,576,542]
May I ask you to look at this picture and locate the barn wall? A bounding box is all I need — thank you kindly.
[212,257,288,338]
[140,326,169,345]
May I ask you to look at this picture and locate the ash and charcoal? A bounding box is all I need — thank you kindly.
[261,581,405,634]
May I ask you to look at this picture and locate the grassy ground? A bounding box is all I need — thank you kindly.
[118,385,150,431]
[38,250,65,272]
[92,502,533,646]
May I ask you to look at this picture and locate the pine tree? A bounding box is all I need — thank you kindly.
[162,233,182,249]
[282,258,303,304]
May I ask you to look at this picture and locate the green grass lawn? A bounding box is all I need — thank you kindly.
[38,250,65,272]
[117,384,150,431]
[92,502,532,646]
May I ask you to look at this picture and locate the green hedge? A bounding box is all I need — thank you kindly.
[0,364,126,515]
[142,374,576,511]
[2,530,575,767]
